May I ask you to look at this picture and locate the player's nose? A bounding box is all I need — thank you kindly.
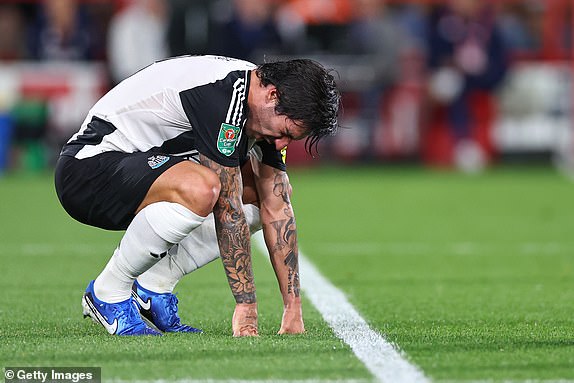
[274,137,291,151]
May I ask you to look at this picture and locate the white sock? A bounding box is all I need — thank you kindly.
[137,204,261,293]
[94,202,206,303]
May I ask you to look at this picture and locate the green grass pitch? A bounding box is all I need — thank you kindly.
[0,166,572,382]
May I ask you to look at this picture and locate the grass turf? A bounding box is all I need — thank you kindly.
[0,171,367,381]
[1,166,573,381]
[291,165,574,381]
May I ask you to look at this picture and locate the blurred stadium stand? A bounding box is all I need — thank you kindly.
[0,0,571,173]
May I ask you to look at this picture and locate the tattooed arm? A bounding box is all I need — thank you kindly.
[199,154,258,336]
[251,159,304,334]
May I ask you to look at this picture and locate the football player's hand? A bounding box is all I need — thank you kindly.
[232,303,259,337]
[278,303,305,335]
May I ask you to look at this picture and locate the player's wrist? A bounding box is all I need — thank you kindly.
[282,295,302,308]
[234,291,257,304]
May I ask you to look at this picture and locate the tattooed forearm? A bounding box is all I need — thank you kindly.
[268,216,300,297]
[265,167,300,297]
[271,219,287,251]
[284,244,300,297]
[200,154,256,304]
[273,171,291,205]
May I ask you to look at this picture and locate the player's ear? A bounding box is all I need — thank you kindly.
[266,86,278,104]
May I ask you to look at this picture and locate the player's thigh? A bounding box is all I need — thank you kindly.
[55,152,188,230]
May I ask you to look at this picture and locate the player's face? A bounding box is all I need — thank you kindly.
[253,112,307,151]
[246,91,308,151]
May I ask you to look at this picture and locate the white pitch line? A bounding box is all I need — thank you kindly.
[252,234,430,383]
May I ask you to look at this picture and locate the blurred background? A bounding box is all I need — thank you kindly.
[0,0,571,174]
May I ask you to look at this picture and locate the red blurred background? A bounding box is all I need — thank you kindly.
[0,0,571,172]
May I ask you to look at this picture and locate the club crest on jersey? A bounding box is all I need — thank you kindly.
[218,123,241,156]
[147,155,170,169]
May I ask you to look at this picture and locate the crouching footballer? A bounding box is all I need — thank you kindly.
[54,55,341,336]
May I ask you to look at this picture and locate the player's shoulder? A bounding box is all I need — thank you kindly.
[154,55,256,73]
[139,55,255,92]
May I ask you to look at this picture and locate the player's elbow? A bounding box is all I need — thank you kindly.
[286,182,293,198]
[283,173,293,198]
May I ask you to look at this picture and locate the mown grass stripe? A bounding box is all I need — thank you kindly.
[439,380,574,383]
[110,380,574,383]
[110,380,371,383]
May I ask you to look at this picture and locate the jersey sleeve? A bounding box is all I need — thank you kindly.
[256,141,287,171]
[245,140,287,172]
[179,70,250,167]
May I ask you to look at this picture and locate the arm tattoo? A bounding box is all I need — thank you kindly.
[273,172,291,205]
[200,154,256,303]
[268,168,300,297]
[271,219,287,251]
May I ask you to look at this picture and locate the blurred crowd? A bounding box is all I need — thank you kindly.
[0,0,571,171]
[0,0,558,77]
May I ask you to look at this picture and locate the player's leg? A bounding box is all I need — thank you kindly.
[90,161,219,335]
[132,160,261,332]
[56,153,219,335]
[93,160,219,298]
[132,204,261,332]
[137,158,260,292]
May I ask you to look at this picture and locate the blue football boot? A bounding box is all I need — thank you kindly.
[82,280,162,336]
[132,280,202,333]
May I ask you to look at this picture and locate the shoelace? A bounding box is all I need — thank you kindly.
[157,293,200,332]
[164,294,181,326]
[112,300,144,331]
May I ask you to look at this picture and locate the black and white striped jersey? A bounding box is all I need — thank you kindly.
[61,55,284,169]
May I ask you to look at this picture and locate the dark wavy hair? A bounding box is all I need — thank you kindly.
[256,59,341,155]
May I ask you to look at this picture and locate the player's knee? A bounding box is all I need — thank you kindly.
[195,171,221,215]
[178,170,221,216]
[203,171,222,205]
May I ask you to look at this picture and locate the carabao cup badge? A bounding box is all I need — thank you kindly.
[217,123,241,156]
